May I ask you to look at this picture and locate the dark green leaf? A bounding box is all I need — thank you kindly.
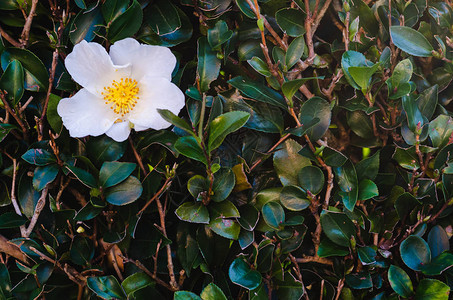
[198,36,221,93]
[65,165,97,188]
[262,201,285,229]
[355,150,380,180]
[429,115,453,149]
[22,149,56,166]
[320,210,355,247]
[69,5,104,45]
[237,204,259,231]
[86,135,126,166]
[298,165,324,195]
[228,258,262,290]
[0,60,24,105]
[121,272,153,296]
[212,168,235,202]
[33,164,59,191]
[208,111,250,151]
[285,36,305,70]
[175,136,207,165]
[345,272,373,289]
[390,26,434,57]
[281,77,322,101]
[341,51,368,90]
[46,94,63,133]
[175,202,209,224]
[420,252,453,276]
[273,139,311,186]
[105,176,142,206]
[0,212,27,228]
[207,20,233,50]
[0,123,17,142]
[106,0,142,42]
[248,56,271,77]
[147,0,181,35]
[280,185,310,211]
[388,265,414,298]
[393,147,420,171]
[402,95,424,132]
[275,273,304,299]
[157,109,194,135]
[209,201,240,219]
[358,179,378,200]
[87,276,126,299]
[70,236,94,266]
[400,235,431,271]
[228,76,287,109]
[317,238,349,257]
[299,97,331,141]
[208,218,240,240]
[357,246,377,265]
[0,264,12,298]
[99,161,136,188]
[348,63,380,91]
[174,291,201,300]
[427,225,450,258]
[275,8,306,37]
[102,0,129,23]
[334,160,359,211]
[417,85,438,120]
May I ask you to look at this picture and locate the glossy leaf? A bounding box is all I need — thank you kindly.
[0,59,24,105]
[212,168,235,202]
[69,5,104,45]
[281,77,322,101]
[87,276,126,299]
[280,185,310,211]
[147,0,180,36]
[106,0,142,42]
[65,165,97,188]
[197,37,221,93]
[175,202,209,224]
[420,252,453,276]
[390,26,434,57]
[201,283,227,300]
[334,160,358,211]
[429,115,453,149]
[400,235,431,271]
[105,176,142,206]
[208,218,240,240]
[299,97,331,141]
[275,8,306,37]
[0,212,27,229]
[358,179,378,200]
[298,165,324,195]
[388,265,414,298]
[121,272,153,296]
[285,36,305,70]
[427,225,450,258]
[228,258,262,290]
[262,201,285,229]
[157,109,194,135]
[207,20,233,50]
[175,136,207,165]
[320,210,355,247]
[415,279,450,300]
[33,164,59,191]
[208,111,250,151]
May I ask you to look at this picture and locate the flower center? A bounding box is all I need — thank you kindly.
[102,78,139,117]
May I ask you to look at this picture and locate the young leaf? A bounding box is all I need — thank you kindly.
[208,111,250,151]
[390,26,434,57]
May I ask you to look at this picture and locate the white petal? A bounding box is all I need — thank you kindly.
[128,77,185,131]
[65,40,131,95]
[57,88,116,138]
[105,121,131,142]
[109,38,176,81]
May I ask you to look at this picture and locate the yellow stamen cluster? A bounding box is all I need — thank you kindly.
[101,78,139,116]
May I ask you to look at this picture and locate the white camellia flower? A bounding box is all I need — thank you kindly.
[57,38,185,142]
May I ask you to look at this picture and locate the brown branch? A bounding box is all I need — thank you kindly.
[0,234,28,263]
[0,25,22,48]
[20,0,39,48]
[129,137,147,175]
[156,196,179,290]
[249,133,291,172]
[40,48,59,134]
[121,256,174,291]
[295,255,333,266]
[0,91,28,141]
[23,186,49,237]
[137,177,172,215]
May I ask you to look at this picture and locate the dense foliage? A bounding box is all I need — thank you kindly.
[0,0,453,299]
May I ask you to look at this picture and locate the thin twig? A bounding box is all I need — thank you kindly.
[137,177,172,215]
[0,25,22,48]
[20,0,39,47]
[23,186,49,237]
[0,92,28,141]
[249,133,291,172]
[121,256,174,291]
[295,255,333,265]
[129,137,147,175]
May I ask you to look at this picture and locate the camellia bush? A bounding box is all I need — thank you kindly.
[1,0,453,299]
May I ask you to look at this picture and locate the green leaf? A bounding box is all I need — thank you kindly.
[87,276,126,300]
[388,265,414,298]
[273,139,311,186]
[99,161,136,188]
[415,279,450,300]
[18,175,39,218]
[280,185,310,211]
[348,63,380,91]
[208,111,250,151]
[70,236,94,266]
[65,165,97,188]
[427,225,450,258]
[208,218,240,240]
[0,123,17,142]
[207,20,233,50]
[298,165,324,195]
[1,48,49,91]
[105,176,142,206]
[235,0,256,19]
[33,164,59,191]
[281,77,322,101]
[420,252,453,275]
[350,0,378,35]
[212,168,235,202]
[198,36,221,93]
[334,160,359,211]
[157,109,193,134]
[228,76,287,109]
[74,202,103,221]
[318,238,349,257]
[0,60,24,105]
[345,272,373,289]
[299,97,331,141]
[357,246,376,265]
[262,201,285,229]
[187,175,208,200]
[174,291,202,300]
[121,272,153,296]
[274,273,304,299]
[320,210,355,247]
[256,243,275,272]
[175,202,209,224]
[400,235,431,271]
[275,8,306,37]
[341,51,368,90]
[86,135,126,167]
[355,150,380,180]
[237,204,259,231]
[347,110,374,139]
[0,212,27,229]
[201,283,227,300]
[402,95,424,132]
[285,36,305,70]
[229,258,262,290]
[22,149,56,166]
[322,147,348,167]
[106,0,142,43]
[46,94,63,133]
[0,0,19,9]
[147,0,181,36]
[358,179,378,200]
[390,26,434,57]
[0,264,12,298]
[393,147,420,171]
[247,56,271,77]
[429,115,453,149]
[69,5,104,45]
[417,85,438,120]
[238,230,254,250]
[102,0,129,23]
[209,201,240,219]
[175,136,207,165]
